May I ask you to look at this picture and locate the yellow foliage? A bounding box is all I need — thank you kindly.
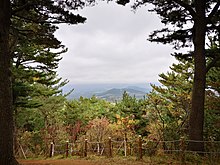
[33,77,39,81]
[115,114,120,119]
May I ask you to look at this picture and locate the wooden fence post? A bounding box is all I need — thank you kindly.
[84,139,88,157]
[138,135,143,160]
[108,137,112,157]
[71,143,74,156]
[49,142,54,157]
[129,143,132,156]
[180,137,186,164]
[66,141,69,158]
[124,139,127,157]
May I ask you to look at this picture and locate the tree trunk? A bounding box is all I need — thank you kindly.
[0,1,19,164]
[188,0,206,152]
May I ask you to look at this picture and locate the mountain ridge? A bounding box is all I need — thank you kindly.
[62,83,152,100]
[95,87,147,101]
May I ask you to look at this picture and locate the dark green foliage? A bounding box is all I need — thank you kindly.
[63,96,115,142]
[64,96,114,125]
[115,0,220,152]
[0,0,90,163]
[11,0,87,122]
[145,58,193,141]
[117,0,220,51]
[11,0,87,24]
[114,91,149,136]
[204,67,220,141]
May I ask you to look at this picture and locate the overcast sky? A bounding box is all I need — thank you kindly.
[55,2,177,85]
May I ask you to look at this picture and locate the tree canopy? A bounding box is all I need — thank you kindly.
[116,0,220,152]
[0,0,90,164]
[1,1,220,164]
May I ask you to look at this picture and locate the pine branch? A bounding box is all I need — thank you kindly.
[12,2,36,14]
[207,1,220,20]
[206,56,220,73]
[173,0,196,18]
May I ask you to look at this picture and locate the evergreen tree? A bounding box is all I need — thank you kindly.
[114,92,149,136]
[63,96,114,142]
[0,0,88,164]
[204,38,220,141]
[116,0,220,152]
[146,59,193,141]
[0,1,14,164]
[146,55,220,148]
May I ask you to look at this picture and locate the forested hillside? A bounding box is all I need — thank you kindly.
[0,0,220,164]
[14,57,220,160]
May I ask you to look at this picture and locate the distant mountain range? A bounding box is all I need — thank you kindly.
[96,87,146,101]
[62,83,153,101]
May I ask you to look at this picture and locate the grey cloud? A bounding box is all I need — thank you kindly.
[56,2,176,84]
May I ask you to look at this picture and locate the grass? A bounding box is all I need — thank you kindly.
[80,153,220,165]
[18,153,220,165]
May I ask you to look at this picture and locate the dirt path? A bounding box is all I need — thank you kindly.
[19,159,96,165]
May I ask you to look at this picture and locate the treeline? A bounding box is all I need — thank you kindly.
[14,57,220,157]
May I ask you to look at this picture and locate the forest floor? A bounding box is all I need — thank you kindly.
[18,157,163,165]
[18,155,220,165]
[18,158,148,165]
[19,159,96,165]
[18,159,152,165]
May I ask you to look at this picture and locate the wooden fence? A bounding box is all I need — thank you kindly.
[49,136,220,162]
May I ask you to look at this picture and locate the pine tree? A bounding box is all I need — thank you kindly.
[116,0,220,152]
[114,91,149,136]
[0,0,88,164]
[146,59,193,142]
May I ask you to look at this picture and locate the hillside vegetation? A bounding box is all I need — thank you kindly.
[15,59,220,163]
